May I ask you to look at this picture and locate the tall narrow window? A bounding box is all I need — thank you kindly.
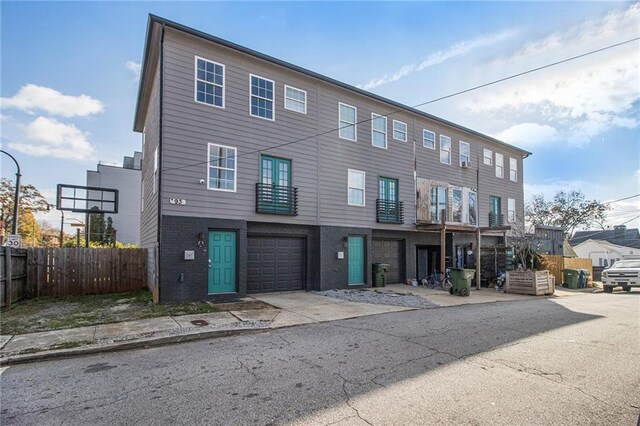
[483,148,492,165]
[339,103,357,141]
[440,135,451,164]
[430,187,448,222]
[284,85,306,114]
[509,157,518,182]
[195,57,224,108]
[393,120,407,142]
[153,148,158,194]
[348,169,365,206]
[371,114,387,148]
[459,141,470,166]
[452,188,463,222]
[208,143,237,191]
[250,74,274,120]
[423,130,435,149]
[508,198,516,222]
[495,153,504,178]
[468,191,477,226]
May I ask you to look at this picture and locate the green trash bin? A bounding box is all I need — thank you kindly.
[372,263,390,287]
[449,268,474,296]
[563,269,580,289]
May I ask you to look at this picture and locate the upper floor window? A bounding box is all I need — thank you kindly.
[371,114,387,149]
[423,129,435,149]
[195,57,224,108]
[348,169,365,206]
[483,148,492,165]
[468,191,477,226]
[250,74,274,120]
[208,143,237,192]
[459,141,470,167]
[495,153,504,178]
[339,103,357,141]
[430,187,448,222]
[393,120,407,142]
[508,198,516,222]
[452,188,463,222]
[440,135,451,164]
[284,85,306,114]
[509,157,518,182]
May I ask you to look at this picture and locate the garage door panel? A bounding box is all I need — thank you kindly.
[373,239,403,284]
[247,236,305,293]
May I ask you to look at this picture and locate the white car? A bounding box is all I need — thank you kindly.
[602,259,640,293]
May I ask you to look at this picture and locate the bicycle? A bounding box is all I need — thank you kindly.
[422,269,452,292]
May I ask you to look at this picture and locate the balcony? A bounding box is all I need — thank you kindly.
[489,212,504,227]
[255,183,298,216]
[376,199,404,224]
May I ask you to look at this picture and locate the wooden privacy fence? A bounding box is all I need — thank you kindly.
[541,255,593,286]
[1,247,28,308]
[1,247,147,307]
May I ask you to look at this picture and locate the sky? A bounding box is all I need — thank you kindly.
[1,1,639,235]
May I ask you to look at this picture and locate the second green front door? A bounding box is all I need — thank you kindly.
[261,155,291,213]
[208,231,236,294]
[348,236,365,285]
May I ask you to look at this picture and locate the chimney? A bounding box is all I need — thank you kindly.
[614,225,626,237]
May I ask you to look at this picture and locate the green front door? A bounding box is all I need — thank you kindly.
[208,231,236,294]
[348,236,365,285]
[260,155,292,212]
[379,177,398,222]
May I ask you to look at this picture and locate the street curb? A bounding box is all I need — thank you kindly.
[0,327,272,366]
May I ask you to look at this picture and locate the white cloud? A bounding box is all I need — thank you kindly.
[0,84,104,117]
[358,29,518,90]
[126,60,142,80]
[495,123,558,148]
[8,116,94,161]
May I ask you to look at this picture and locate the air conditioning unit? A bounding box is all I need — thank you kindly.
[461,161,471,168]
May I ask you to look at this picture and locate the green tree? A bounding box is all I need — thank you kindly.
[0,178,49,241]
[526,190,609,238]
[105,216,115,245]
[89,207,106,243]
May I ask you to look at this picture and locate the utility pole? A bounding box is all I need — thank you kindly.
[1,150,21,235]
[59,210,65,247]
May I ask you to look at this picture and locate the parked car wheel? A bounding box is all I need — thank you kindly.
[604,286,614,293]
[622,286,631,292]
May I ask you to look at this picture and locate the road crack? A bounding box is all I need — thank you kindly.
[337,373,374,426]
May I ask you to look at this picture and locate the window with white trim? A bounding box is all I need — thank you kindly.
[153,148,158,194]
[509,157,518,182]
[250,74,274,120]
[208,143,237,192]
[508,198,516,222]
[371,114,387,148]
[195,57,224,108]
[393,120,407,142]
[423,129,435,149]
[483,149,492,165]
[440,135,451,164]
[338,103,357,141]
[348,169,365,206]
[284,85,306,114]
[459,141,470,167]
[495,153,504,178]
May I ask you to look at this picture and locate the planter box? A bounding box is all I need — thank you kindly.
[505,270,554,296]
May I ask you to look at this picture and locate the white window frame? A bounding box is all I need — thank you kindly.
[495,153,504,178]
[347,169,366,207]
[371,113,387,149]
[207,143,237,192]
[249,74,275,121]
[194,56,225,108]
[508,198,516,222]
[338,102,357,141]
[509,157,518,182]
[284,85,307,114]
[439,135,451,165]
[423,129,436,149]
[153,148,158,194]
[483,148,492,165]
[459,141,470,167]
[392,120,407,142]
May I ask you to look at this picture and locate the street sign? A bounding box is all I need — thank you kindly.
[6,234,21,248]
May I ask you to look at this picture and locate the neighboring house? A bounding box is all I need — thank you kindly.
[570,225,640,249]
[532,225,564,255]
[86,152,142,245]
[133,15,530,302]
[573,239,637,267]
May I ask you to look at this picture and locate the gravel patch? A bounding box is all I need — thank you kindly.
[318,289,440,309]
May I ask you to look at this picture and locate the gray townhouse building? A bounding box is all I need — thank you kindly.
[134,15,530,303]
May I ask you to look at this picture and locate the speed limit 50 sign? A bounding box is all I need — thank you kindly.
[6,234,21,248]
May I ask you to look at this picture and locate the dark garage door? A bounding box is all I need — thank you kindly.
[373,239,403,284]
[247,236,305,293]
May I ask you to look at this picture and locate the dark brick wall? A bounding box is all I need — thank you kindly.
[319,226,373,291]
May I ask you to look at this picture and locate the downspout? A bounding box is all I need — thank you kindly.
[156,22,165,302]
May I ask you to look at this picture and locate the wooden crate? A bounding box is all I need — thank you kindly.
[505,270,554,296]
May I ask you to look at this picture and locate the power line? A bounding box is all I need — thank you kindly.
[161,36,640,174]
[604,193,640,205]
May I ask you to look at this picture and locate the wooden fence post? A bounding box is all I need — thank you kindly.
[5,246,12,308]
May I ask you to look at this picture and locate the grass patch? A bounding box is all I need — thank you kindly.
[1,291,218,335]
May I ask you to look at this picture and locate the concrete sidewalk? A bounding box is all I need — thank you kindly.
[0,285,593,365]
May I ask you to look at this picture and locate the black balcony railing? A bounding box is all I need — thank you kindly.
[256,183,298,216]
[489,212,504,227]
[376,199,404,224]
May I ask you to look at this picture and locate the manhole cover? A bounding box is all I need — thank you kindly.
[190,320,209,326]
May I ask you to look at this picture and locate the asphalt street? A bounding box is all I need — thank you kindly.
[1,292,639,425]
